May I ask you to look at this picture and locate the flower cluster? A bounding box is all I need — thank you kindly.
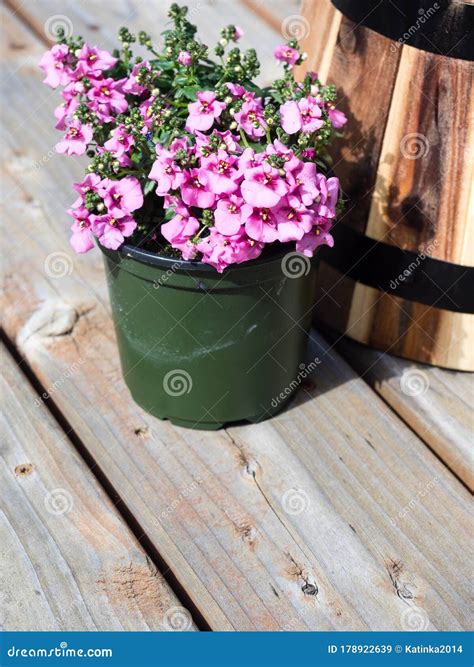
[40,3,347,272]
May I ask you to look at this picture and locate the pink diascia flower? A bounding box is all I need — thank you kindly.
[104,125,135,165]
[197,227,263,273]
[241,162,288,207]
[214,195,253,236]
[75,43,117,76]
[178,51,192,66]
[274,44,299,66]
[198,150,242,195]
[280,96,324,134]
[87,78,128,121]
[186,91,225,133]
[56,120,93,156]
[296,222,334,256]
[123,62,152,95]
[181,169,216,208]
[71,173,102,209]
[99,177,144,217]
[161,207,200,260]
[234,96,267,139]
[68,206,94,253]
[148,146,185,195]
[54,98,78,131]
[328,107,347,129]
[39,44,73,88]
[91,213,137,250]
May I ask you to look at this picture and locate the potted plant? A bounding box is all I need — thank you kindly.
[39,3,347,429]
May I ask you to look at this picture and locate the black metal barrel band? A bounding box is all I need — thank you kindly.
[331,0,474,61]
[319,223,474,314]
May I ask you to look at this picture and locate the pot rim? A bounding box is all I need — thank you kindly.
[115,240,298,273]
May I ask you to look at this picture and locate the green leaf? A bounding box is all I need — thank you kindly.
[143,180,156,196]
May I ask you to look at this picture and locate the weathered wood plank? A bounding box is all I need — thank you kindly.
[240,0,302,34]
[2,2,472,631]
[11,0,283,85]
[335,337,474,491]
[0,345,195,631]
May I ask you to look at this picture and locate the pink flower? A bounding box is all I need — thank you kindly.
[296,224,334,256]
[315,175,339,219]
[39,44,72,88]
[233,26,244,41]
[214,195,252,236]
[273,198,313,241]
[178,51,192,66]
[241,163,288,207]
[68,206,94,253]
[104,125,135,165]
[87,78,128,121]
[54,98,78,130]
[139,97,155,131]
[194,129,241,154]
[181,169,216,208]
[226,82,246,98]
[287,161,320,207]
[99,177,144,217]
[123,62,152,95]
[197,227,263,272]
[148,147,185,195]
[274,45,299,66]
[198,150,242,195]
[76,43,117,75]
[161,207,200,259]
[234,97,267,139]
[280,97,324,135]
[71,173,102,209]
[56,120,93,156]
[244,207,279,243]
[186,91,225,133]
[91,213,137,250]
[328,107,347,129]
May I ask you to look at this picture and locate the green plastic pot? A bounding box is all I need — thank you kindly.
[100,243,318,430]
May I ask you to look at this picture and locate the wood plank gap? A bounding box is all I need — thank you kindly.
[318,327,472,493]
[4,0,51,48]
[0,328,212,632]
[239,0,282,34]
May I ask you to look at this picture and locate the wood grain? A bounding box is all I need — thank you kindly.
[298,2,474,370]
[2,1,473,631]
[0,344,195,631]
[335,337,474,490]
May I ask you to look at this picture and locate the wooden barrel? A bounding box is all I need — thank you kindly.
[299,0,474,370]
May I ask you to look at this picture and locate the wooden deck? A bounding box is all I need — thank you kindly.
[1,0,472,632]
